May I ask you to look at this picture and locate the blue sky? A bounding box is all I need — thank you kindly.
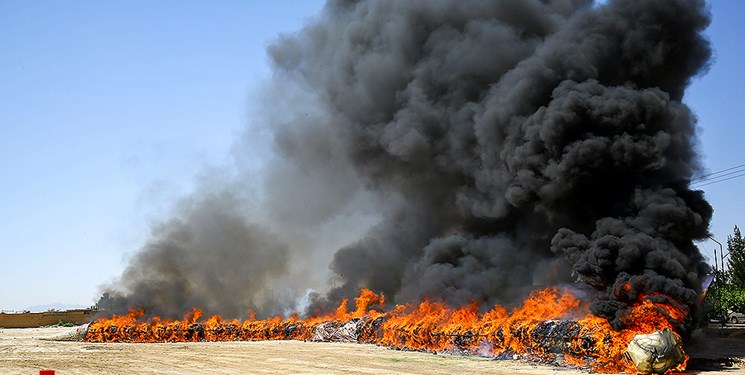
[1,1,743,311]
[0,0,326,310]
[686,0,745,270]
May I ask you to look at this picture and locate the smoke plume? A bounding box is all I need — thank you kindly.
[101,0,713,329]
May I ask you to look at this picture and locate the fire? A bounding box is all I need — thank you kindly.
[86,288,687,373]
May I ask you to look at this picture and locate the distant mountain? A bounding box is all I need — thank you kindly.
[25,303,89,312]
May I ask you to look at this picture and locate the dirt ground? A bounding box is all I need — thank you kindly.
[0,327,743,375]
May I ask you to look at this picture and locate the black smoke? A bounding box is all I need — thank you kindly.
[101,0,713,329]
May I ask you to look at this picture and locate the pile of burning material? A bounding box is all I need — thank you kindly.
[626,329,686,374]
[311,320,360,342]
[81,288,687,374]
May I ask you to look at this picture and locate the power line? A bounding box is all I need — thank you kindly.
[689,162,745,188]
[692,163,745,182]
[691,171,745,188]
[691,169,745,185]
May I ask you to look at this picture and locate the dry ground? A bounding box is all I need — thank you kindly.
[0,327,742,375]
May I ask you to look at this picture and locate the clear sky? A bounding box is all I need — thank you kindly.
[1,0,743,311]
[685,0,745,269]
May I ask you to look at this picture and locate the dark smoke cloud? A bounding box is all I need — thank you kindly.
[102,0,713,328]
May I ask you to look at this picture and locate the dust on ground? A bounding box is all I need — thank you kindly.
[0,327,742,375]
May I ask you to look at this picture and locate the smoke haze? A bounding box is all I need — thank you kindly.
[101,0,713,329]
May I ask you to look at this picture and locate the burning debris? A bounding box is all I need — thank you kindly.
[82,288,689,373]
[311,320,360,342]
[625,329,686,374]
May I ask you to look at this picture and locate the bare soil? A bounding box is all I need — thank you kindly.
[0,327,743,375]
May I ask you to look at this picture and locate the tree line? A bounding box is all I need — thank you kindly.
[704,225,745,323]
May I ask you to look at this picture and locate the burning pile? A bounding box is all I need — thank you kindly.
[86,288,686,373]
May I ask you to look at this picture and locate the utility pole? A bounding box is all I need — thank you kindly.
[710,235,724,273]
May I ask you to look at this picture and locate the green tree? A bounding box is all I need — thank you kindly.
[704,270,730,323]
[704,226,745,322]
[728,225,745,290]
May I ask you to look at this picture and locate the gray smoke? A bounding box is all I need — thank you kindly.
[101,0,713,329]
[99,188,287,318]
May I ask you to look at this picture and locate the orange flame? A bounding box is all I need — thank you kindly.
[86,288,687,373]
